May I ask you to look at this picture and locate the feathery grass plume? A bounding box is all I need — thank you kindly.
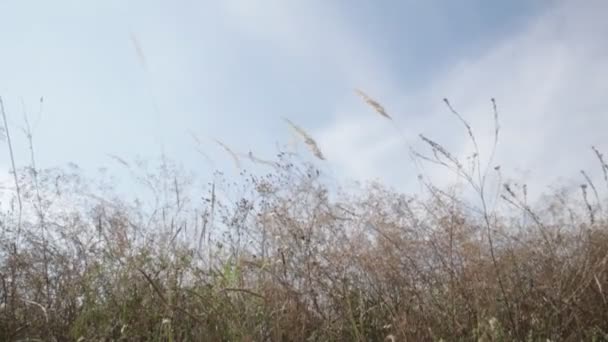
[213,139,241,169]
[355,89,391,120]
[282,118,325,160]
[130,31,148,70]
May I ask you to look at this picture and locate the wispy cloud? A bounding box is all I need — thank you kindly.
[316,0,608,197]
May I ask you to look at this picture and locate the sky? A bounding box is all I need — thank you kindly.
[1,0,607,200]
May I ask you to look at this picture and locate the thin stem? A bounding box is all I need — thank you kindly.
[0,97,23,236]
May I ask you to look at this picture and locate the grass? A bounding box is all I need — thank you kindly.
[0,94,607,341]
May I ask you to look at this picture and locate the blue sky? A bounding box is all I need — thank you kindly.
[1,0,607,198]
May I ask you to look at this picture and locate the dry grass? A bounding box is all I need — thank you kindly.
[283,117,325,160]
[355,89,391,120]
[0,96,607,342]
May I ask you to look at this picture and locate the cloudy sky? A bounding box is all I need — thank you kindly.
[1,0,607,198]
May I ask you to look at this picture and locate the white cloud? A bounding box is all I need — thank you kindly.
[316,0,608,198]
[219,0,395,91]
[2,0,606,203]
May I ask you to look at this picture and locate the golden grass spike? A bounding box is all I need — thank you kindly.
[282,118,325,160]
[355,89,391,120]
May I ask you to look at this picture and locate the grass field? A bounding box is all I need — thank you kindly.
[1,95,607,341]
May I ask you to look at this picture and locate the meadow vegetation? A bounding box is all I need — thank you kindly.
[0,95,607,341]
